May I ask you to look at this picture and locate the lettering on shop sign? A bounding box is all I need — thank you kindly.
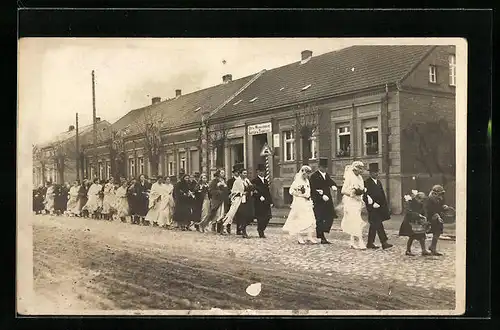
[248,122,272,135]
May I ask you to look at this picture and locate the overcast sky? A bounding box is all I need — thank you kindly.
[20,38,365,144]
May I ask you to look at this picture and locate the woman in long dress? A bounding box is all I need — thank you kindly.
[340,161,368,249]
[101,177,116,220]
[66,181,80,216]
[173,174,196,230]
[114,180,130,222]
[194,173,211,230]
[82,178,102,219]
[163,176,175,227]
[282,165,319,244]
[76,179,89,217]
[43,182,55,215]
[233,169,255,238]
[145,176,171,228]
[133,174,151,225]
[197,170,228,233]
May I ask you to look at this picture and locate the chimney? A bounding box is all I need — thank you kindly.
[95,117,101,122]
[175,89,182,98]
[301,50,313,63]
[68,125,75,131]
[222,74,232,84]
[152,97,161,104]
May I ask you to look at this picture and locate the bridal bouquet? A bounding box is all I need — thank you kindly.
[295,185,306,194]
[354,187,365,196]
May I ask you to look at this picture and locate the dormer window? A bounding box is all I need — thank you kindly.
[279,87,285,91]
[249,97,258,103]
[301,84,312,91]
[429,65,437,83]
[233,100,242,105]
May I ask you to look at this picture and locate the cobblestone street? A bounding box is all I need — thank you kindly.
[29,214,456,312]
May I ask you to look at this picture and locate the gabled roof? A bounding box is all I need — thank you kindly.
[37,120,111,149]
[211,45,434,119]
[110,73,258,137]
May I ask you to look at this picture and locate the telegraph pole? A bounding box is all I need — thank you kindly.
[76,113,80,181]
[92,70,97,179]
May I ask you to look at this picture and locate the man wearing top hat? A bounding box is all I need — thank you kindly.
[309,157,338,244]
[362,163,393,249]
[252,164,273,238]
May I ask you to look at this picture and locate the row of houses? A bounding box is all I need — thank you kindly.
[33,45,457,214]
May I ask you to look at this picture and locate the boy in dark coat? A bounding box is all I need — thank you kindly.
[309,158,338,244]
[426,185,449,256]
[399,191,432,256]
[362,163,393,250]
[251,164,273,238]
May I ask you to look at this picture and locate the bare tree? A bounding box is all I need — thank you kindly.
[207,123,231,169]
[51,139,77,184]
[33,144,47,185]
[402,117,455,186]
[293,104,319,165]
[133,109,166,177]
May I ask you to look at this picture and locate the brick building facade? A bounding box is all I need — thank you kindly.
[38,45,456,214]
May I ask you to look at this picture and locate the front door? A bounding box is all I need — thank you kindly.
[252,133,268,177]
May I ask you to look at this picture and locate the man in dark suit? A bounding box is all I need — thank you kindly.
[310,158,338,244]
[362,163,393,250]
[251,164,273,238]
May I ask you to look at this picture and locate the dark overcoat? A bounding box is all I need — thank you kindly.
[426,195,446,235]
[133,180,151,217]
[173,180,195,225]
[399,199,427,239]
[362,178,391,224]
[251,176,272,221]
[309,170,338,233]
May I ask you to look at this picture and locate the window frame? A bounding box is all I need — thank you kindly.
[138,157,144,176]
[336,124,351,158]
[429,65,437,84]
[283,130,295,162]
[128,158,135,178]
[448,54,456,86]
[309,135,318,160]
[363,125,379,156]
[106,161,111,179]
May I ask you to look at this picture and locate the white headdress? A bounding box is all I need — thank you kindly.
[294,165,312,182]
[343,161,364,182]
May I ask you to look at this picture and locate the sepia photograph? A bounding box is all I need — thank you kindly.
[17,37,467,316]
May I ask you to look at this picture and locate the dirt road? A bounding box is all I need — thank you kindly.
[31,215,455,312]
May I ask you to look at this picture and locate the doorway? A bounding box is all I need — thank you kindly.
[252,133,268,177]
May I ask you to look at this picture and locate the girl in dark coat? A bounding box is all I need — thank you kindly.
[399,191,432,256]
[173,174,195,230]
[53,184,66,215]
[77,180,89,217]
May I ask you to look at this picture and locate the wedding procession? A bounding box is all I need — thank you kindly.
[33,157,453,257]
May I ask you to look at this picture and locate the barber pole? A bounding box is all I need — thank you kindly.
[260,143,272,185]
[265,155,270,184]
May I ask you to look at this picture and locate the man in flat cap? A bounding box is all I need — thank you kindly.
[310,157,338,244]
[252,164,273,238]
[363,163,393,249]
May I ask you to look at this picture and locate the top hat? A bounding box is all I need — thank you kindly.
[256,164,265,171]
[319,158,328,168]
[368,163,379,172]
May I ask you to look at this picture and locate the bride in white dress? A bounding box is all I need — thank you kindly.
[340,161,368,249]
[282,165,319,244]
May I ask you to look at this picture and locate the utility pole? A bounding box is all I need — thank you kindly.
[91,70,97,179]
[76,113,80,181]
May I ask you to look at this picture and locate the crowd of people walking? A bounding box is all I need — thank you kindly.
[33,158,453,256]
